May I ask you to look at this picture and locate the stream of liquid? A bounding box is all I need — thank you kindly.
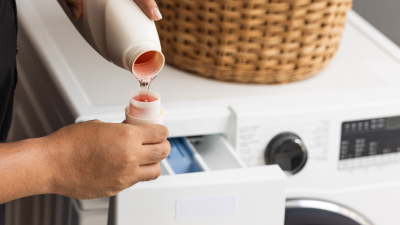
[134,51,159,102]
[135,78,157,102]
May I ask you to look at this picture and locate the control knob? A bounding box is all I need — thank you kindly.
[265,132,307,174]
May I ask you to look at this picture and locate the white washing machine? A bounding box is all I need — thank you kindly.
[10,0,400,223]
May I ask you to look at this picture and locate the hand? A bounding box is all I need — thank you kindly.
[43,120,170,199]
[65,0,163,21]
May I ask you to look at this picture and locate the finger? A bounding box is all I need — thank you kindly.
[138,163,162,181]
[139,124,169,144]
[64,0,83,20]
[134,0,163,21]
[138,140,170,165]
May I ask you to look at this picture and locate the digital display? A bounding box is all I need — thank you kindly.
[339,116,400,170]
[387,116,400,129]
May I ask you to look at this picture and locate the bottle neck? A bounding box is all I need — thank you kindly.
[128,46,165,77]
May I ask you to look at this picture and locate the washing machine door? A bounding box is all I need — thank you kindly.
[285,199,373,225]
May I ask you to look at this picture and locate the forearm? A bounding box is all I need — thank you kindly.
[0,121,170,202]
[0,138,53,204]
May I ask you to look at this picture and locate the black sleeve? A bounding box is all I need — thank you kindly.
[0,0,18,142]
[0,204,3,225]
[0,0,18,223]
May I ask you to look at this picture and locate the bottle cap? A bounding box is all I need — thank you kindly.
[125,90,164,125]
[125,107,164,125]
[129,90,160,118]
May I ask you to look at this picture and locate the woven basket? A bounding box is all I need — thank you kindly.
[156,0,352,84]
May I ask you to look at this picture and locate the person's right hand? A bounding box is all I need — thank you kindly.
[42,120,170,199]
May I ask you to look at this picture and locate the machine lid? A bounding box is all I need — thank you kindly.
[285,199,373,225]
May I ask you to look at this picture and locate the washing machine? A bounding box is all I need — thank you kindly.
[10,0,400,223]
[222,11,400,224]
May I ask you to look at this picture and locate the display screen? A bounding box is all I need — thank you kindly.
[339,116,400,169]
[387,116,400,129]
[340,116,400,160]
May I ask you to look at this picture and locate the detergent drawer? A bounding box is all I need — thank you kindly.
[109,135,286,225]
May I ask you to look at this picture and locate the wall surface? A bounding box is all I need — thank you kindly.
[353,0,400,47]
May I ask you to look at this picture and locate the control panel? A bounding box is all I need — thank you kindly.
[339,116,400,169]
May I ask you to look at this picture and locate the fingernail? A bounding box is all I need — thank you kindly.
[152,7,162,20]
[69,6,79,20]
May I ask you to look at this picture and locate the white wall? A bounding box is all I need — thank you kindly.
[353,0,400,47]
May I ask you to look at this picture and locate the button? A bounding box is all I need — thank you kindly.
[340,148,348,155]
[353,158,363,167]
[359,157,367,166]
[341,140,349,145]
[369,155,380,165]
[355,139,366,144]
[368,149,377,156]
[339,159,352,169]
[365,156,374,166]
[376,155,383,164]
[383,148,391,154]
[383,153,396,163]
[388,153,397,162]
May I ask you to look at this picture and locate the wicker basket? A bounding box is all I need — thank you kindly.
[156,0,352,84]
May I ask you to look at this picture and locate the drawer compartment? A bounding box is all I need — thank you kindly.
[109,135,286,225]
[166,138,206,174]
[189,135,246,171]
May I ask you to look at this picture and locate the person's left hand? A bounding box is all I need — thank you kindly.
[64,0,163,21]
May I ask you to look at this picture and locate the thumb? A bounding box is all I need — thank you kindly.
[134,0,163,21]
[65,0,83,20]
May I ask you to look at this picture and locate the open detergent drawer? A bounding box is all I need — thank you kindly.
[108,135,287,225]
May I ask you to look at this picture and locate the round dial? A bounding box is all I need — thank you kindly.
[265,132,307,174]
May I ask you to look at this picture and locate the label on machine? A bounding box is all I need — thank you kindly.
[176,194,238,220]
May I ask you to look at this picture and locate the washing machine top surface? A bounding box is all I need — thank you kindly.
[17,0,400,136]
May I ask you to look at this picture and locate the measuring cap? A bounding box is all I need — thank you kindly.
[126,90,164,125]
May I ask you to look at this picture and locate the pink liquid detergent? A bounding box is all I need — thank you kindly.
[135,51,156,65]
[133,51,160,101]
[132,95,158,102]
[129,92,160,118]
[129,51,163,117]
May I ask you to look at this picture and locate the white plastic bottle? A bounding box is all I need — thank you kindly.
[58,0,165,79]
